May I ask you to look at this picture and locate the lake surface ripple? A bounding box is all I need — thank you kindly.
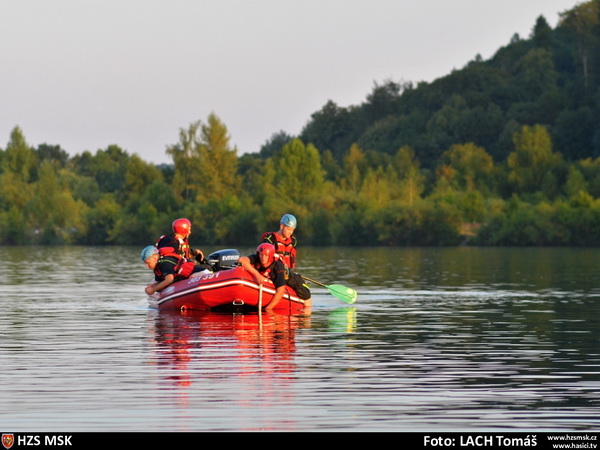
[1,246,598,432]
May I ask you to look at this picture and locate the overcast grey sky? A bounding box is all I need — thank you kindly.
[0,0,581,164]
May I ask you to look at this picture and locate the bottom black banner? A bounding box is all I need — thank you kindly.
[1,432,598,448]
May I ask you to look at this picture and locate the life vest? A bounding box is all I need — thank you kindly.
[153,254,196,280]
[255,254,288,283]
[261,232,297,268]
[155,234,192,259]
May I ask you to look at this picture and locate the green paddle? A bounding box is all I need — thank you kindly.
[300,275,358,304]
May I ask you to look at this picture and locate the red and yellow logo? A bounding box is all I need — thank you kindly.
[1,434,14,450]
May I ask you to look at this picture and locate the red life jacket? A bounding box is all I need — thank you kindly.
[153,253,196,281]
[253,253,288,287]
[261,232,297,269]
[155,234,192,259]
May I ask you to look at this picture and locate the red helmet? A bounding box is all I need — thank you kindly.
[172,218,192,236]
[256,243,276,266]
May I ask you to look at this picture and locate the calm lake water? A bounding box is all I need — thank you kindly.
[1,246,599,432]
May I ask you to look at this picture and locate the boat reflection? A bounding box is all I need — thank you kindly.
[146,308,312,388]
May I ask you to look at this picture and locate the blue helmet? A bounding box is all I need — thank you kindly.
[280,213,297,228]
[140,245,159,262]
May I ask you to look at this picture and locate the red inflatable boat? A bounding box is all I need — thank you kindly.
[146,249,307,313]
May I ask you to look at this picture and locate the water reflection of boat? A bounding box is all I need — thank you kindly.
[146,250,307,313]
[147,309,312,387]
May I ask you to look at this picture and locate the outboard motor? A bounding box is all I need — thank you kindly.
[207,249,240,271]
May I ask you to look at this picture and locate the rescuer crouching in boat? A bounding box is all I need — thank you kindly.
[261,213,298,270]
[238,243,312,312]
[141,245,208,296]
[155,218,214,272]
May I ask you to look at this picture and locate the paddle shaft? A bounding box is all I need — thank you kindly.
[298,275,327,288]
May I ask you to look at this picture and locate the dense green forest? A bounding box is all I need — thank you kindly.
[2,1,600,247]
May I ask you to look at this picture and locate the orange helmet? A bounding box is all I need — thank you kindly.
[256,243,276,266]
[172,218,192,236]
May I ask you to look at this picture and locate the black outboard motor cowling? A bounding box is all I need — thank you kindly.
[207,249,240,271]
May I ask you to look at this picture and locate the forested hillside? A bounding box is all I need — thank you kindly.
[1,1,599,247]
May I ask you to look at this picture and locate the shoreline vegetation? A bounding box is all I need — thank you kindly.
[2,2,600,247]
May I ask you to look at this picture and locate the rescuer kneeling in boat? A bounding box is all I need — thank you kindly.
[261,213,299,270]
[155,218,214,272]
[141,245,207,295]
[238,243,312,311]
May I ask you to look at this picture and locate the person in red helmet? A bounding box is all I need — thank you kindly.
[155,218,213,271]
[238,243,311,311]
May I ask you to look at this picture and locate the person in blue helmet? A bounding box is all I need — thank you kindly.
[261,213,299,270]
[140,245,206,295]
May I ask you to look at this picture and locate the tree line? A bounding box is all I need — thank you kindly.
[1,1,599,247]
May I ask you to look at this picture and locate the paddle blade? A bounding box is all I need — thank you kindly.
[327,284,358,304]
